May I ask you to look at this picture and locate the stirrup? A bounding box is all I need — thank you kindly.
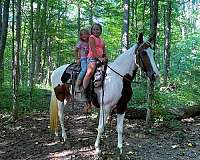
[75,85,81,93]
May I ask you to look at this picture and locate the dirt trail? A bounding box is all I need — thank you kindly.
[1,102,200,160]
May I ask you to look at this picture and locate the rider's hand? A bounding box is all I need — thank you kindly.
[98,57,106,63]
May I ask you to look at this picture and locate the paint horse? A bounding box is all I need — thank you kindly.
[49,33,159,154]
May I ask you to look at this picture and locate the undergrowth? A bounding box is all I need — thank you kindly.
[0,84,51,114]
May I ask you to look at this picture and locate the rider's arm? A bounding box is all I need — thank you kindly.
[102,41,107,58]
[74,47,80,63]
[89,36,97,57]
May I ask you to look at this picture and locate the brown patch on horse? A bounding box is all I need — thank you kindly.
[91,92,100,108]
[54,84,70,102]
[116,74,133,114]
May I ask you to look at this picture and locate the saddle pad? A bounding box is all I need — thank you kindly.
[61,63,81,83]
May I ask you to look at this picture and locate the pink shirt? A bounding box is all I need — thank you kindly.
[88,35,104,58]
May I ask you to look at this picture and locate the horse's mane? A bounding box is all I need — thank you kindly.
[109,44,137,75]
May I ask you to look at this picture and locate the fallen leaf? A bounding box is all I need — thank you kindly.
[172,144,180,149]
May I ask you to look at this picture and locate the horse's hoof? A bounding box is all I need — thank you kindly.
[95,147,101,155]
[60,136,67,143]
[118,147,123,155]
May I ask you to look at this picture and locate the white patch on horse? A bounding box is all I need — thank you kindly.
[146,48,159,78]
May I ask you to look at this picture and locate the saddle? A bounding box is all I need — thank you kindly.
[61,63,81,84]
[61,62,106,88]
[61,62,107,106]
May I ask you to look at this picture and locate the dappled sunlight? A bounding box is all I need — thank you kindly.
[47,146,95,159]
[73,112,98,121]
[90,112,99,120]
[126,123,137,129]
[8,125,25,131]
[74,115,87,121]
[44,141,59,146]
[33,117,49,121]
[48,150,73,159]
[0,150,6,154]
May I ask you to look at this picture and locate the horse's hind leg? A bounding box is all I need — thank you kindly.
[57,100,67,141]
[95,107,109,154]
[117,113,125,154]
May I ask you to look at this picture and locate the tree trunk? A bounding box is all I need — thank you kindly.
[0,0,10,87]
[135,0,138,39]
[146,0,159,124]
[77,3,80,36]
[89,0,93,25]
[29,0,35,106]
[34,1,42,82]
[163,1,172,86]
[35,0,47,83]
[130,0,135,44]
[168,105,200,119]
[56,4,61,68]
[125,105,200,120]
[150,0,159,50]
[142,0,146,31]
[47,37,52,85]
[121,0,129,52]
[12,0,21,120]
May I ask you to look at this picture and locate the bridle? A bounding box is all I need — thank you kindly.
[99,40,153,82]
[135,41,152,72]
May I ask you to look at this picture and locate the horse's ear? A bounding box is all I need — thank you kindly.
[138,33,143,44]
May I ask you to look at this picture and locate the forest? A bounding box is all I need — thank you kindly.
[0,0,200,159]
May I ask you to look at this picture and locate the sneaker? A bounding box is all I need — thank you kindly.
[81,92,87,101]
[83,102,92,114]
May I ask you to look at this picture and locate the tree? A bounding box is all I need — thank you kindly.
[150,0,159,49]
[146,0,159,124]
[89,0,93,25]
[0,0,10,87]
[163,0,172,86]
[121,0,129,51]
[29,0,35,105]
[12,0,21,120]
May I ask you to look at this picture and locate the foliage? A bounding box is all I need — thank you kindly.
[1,0,200,122]
[0,84,50,114]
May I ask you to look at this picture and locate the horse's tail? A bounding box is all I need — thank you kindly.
[50,89,58,134]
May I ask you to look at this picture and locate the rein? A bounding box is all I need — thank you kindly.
[106,64,146,82]
[107,65,128,80]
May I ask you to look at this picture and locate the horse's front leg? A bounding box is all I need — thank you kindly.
[117,113,125,154]
[95,107,109,154]
[57,100,67,141]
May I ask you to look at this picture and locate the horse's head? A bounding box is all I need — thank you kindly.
[135,33,159,81]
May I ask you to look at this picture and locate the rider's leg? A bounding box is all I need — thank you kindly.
[75,79,81,92]
[83,62,96,89]
[75,58,87,92]
[82,61,96,112]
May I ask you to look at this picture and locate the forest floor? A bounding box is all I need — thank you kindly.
[1,102,200,160]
